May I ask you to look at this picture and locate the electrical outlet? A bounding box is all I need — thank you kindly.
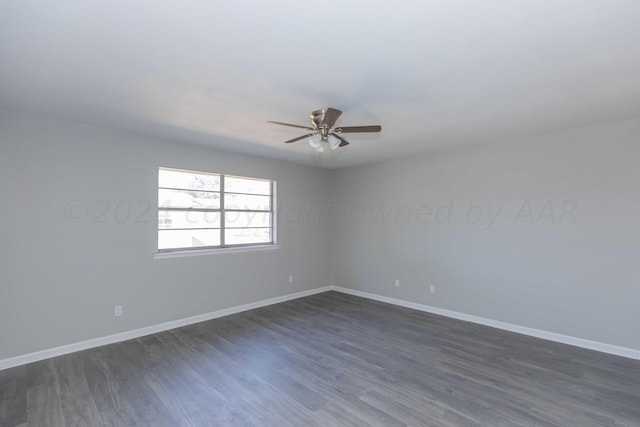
[288,274,293,283]
[394,279,400,288]
[114,305,123,317]
[429,285,436,294]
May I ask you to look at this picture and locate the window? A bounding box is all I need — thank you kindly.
[158,167,275,252]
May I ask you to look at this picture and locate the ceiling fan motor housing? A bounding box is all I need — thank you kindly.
[310,109,325,129]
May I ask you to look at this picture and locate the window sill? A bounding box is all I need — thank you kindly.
[153,244,280,259]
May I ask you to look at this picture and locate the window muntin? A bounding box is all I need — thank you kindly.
[158,168,275,252]
[159,189,220,209]
[224,212,271,229]
[225,228,272,245]
[224,193,270,210]
[159,168,221,191]
[158,210,221,229]
[224,176,270,195]
[158,229,221,250]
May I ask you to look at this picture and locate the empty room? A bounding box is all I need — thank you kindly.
[1,1,639,426]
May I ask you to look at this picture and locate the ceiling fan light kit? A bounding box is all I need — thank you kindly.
[268,108,381,151]
[309,133,324,151]
[327,134,341,150]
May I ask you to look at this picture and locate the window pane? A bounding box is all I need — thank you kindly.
[225,228,271,245]
[224,193,270,210]
[225,177,270,195]
[158,229,220,250]
[159,169,220,191]
[159,189,220,209]
[225,212,271,228]
[158,210,221,229]
[157,168,275,252]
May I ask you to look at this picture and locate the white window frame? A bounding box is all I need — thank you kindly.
[155,167,277,256]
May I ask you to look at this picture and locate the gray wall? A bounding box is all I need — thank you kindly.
[2,110,639,361]
[330,118,640,350]
[0,112,332,360]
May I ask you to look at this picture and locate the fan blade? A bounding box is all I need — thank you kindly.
[284,133,316,144]
[330,133,350,147]
[267,121,315,130]
[335,125,381,133]
[321,108,342,128]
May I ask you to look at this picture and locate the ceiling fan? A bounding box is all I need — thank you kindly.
[268,108,381,151]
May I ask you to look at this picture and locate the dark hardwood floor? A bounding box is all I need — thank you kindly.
[1,291,639,426]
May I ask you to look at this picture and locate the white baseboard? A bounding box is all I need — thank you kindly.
[0,286,332,371]
[3,284,638,370]
[329,286,640,361]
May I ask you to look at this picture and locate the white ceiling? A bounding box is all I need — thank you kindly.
[2,1,640,168]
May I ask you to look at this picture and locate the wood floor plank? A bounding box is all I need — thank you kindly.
[2,291,640,426]
[25,360,65,427]
[54,353,103,427]
[82,340,178,426]
[165,326,318,427]
[0,366,26,426]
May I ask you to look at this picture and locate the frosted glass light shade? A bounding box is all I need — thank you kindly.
[328,134,341,150]
[309,133,324,151]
